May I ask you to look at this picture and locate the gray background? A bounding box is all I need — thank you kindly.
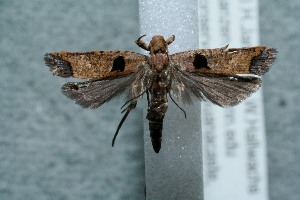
[0,0,299,200]
[261,1,300,200]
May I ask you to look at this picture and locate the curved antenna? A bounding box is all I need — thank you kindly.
[135,34,149,51]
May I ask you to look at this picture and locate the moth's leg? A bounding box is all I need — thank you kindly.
[135,35,149,51]
[121,89,148,112]
[112,101,137,147]
[146,91,150,106]
[166,35,175,45]
[169,93,187,119]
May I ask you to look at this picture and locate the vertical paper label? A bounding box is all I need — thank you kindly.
[199,0,269,199]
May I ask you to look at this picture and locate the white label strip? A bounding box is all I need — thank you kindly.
[199,0,269,200]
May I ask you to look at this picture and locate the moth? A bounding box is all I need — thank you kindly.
[44,35,277,153]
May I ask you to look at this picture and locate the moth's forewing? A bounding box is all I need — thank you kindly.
[44,51,148,79]
[170,46,277,75]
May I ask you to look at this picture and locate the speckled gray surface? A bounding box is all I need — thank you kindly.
[0,1,300,200]
[0,1,144,200]
[260,1,300,200]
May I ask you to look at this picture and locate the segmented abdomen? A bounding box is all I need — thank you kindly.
[147,101,168,153]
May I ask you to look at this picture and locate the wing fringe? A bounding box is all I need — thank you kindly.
[44,53,73,77]
[250,47,277,75]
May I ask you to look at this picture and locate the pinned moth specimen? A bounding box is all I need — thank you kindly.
[44,35,277,153]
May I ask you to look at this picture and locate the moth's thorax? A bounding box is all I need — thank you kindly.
[149,35,169,73]
[150,53,169,72]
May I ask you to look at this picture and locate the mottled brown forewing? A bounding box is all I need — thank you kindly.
[170,46,277,75]
[44,51,148,79]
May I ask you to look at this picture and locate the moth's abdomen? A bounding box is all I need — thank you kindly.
[149,119,163,153]
[147,101,168,153]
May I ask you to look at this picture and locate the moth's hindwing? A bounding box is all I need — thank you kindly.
[61,74,137,109]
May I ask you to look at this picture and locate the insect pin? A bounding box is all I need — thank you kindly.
[44,35,277,153]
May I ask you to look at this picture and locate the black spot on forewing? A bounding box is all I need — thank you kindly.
[193,53,209,70]
[111,56,125,72]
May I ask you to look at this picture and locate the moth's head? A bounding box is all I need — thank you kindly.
[149,35,175,55]
[149,35,168,54]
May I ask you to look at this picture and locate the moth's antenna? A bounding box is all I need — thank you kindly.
[135,34,149,51]
[112,103,136,147]
[169,93,187,118]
